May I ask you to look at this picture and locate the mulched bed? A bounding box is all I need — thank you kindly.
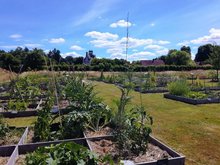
[15,155,26,165]
[85,127,113,137]
[0,157,9,165]
[89,138,171,163]
[0,128,24,146]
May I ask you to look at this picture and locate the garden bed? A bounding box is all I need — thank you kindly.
[84,126,113,137]
[164,94,220,105]
[86,135,185,165]
[0,127,25,146]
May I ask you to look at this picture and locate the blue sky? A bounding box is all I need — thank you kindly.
[0,0,220,61]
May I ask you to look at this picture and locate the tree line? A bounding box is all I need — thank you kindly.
[0,44,219,73]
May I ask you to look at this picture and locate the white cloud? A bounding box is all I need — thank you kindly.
[0,43,42,50]
[178,28,220,46]
[70,45,84,51]
[24,43,42,48]
[49,38,65,44]
[110,20,133,28]
[61,51,82,58]
[177,41,190,46]
[0,45,21,49]
[129,51,155,61]
[144,44,163,50]
[9,34,23,39]
[157,40,170,45]
[85,30,170,60]
[156,48,169,55]
[85,31,118,40]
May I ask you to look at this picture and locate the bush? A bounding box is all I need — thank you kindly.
[168,80,190,96]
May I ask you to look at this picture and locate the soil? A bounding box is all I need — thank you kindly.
[0,128,24,146]
[89,139,171,163]
[0,157,9,165]
[15,155,26,165]
[26,129,34,143]
[85,127,113,137]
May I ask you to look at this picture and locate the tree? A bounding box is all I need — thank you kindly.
[24,48,45,70]
[195,44,214,62]
[210,45,220,81]
[166,50,192,65]
[47,48,63,64]
[181,46,191,55]
[0,52,20,71]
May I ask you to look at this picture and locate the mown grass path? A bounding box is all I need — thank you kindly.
[93,81,220,165]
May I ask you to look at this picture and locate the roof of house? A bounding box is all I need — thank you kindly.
[140,60,165,66]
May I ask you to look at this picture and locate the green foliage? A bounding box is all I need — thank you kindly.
[142,72,156,90]
[33,95,54,142]
[166,50,192,65]
[113,87,153,157]
[99,70,105,81]
[65,77,98,112]
[168,80,190,96]
[192,77,204,89]
[60,111,88,139]
[195,44,214,62]
[210,45,220,81]
[0,115,9,139]
[26,142,113,165]
[8,100,27,111]
[186,91,207,99]
[86,103,112,132]
[127,106,153,155]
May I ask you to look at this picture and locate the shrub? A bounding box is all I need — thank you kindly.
[168,80,190,96]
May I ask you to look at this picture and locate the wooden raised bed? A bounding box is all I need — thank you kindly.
[164,94,220,105]
[84,131,185,165]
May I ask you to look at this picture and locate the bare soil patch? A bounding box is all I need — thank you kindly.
[89,138,171,163]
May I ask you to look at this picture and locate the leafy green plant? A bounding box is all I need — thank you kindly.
[168,80,190,96]
[0,115,9,139]
[186,91,207,99]
[60,111,88,139]
[65,77,98,112]
[26,142,113,165]
[142,72,156,91]
[113,86,153,157]
[8,100,27,111]
[128,105,153,155]
[86,103,112,132]
[33,95,55,142]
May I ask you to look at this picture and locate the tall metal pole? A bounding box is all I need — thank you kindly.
[125,12,129,62]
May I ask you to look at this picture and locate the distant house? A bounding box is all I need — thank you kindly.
[140,60,165,66]
[83,50,96,64]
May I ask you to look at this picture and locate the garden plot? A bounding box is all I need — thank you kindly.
[1,74,186,164]
[165,80,220,104]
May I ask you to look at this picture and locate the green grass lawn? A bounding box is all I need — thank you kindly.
[93,81,220,165]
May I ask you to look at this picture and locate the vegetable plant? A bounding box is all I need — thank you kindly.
[26,142,113,165]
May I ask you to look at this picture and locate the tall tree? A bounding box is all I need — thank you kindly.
[195,44,214,62]
[24,48,45,70]
[47,48,63,63]
[181,46,191,55]
[210,45,220,81]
